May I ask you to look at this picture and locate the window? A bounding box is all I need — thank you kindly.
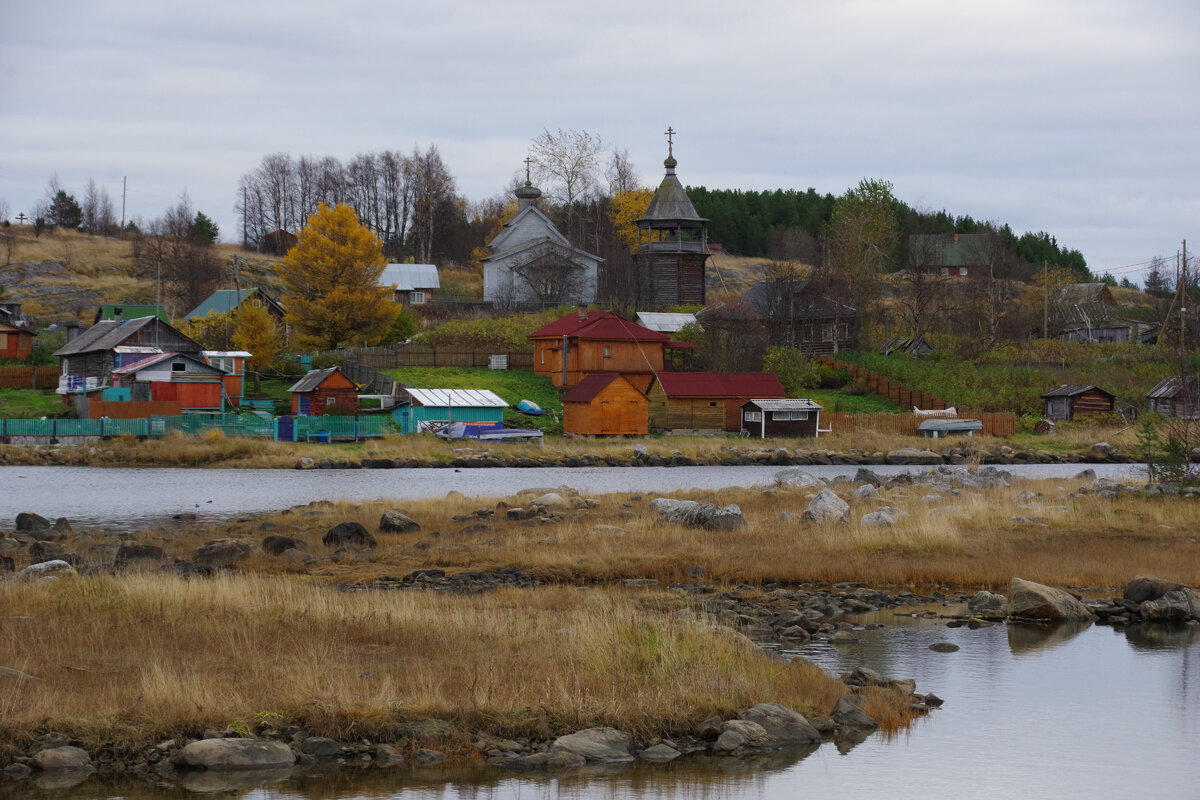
[940,267,949,276]
[603,346,611,357]
[772,410,809,421]
[744,411,762,422]
[326,396,335,406]
[410,291,426,305]
[540,349,545,364]
[171,362,186,372]
[959,267,968,277]
[709,401,718,407]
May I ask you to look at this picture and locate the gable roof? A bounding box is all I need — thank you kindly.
[381,263,440,291]
[112,352,225,377]
[289,366,356,393]
[743,398,823,411]
[654,372,784,398]
[54,316,187,357]
[738,281,856,319]
[488,206,570,252]
[483,235,604,266]
[403,388,508,408]
[1146,376,1199,400]
[636,312,697,333]
[1040,384,1114,399]
[908,234,992,267]
[184,288,284,321]
[562,373,640,403]
[529,309,623,338]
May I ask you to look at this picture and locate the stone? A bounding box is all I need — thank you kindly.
[929,642,960,653]
[16,511,50,532]
[413,748,445,764]
[501,750,586,770]
[17,559,76,578]
[885,448,943,465]
[32,746,91,771]
[379,511,421,534]
[322,522,377,548]
[967,590,1007,616]
[528,493,570,510]
[638,743,681,761]
[261,535,305,556]
[775,469,823,489]
[193,539,252,567]
[650,498,746,532]
[115,541,165,565]
[859,509,895,527]
[29,540,66,559]
[854,468,884,486]
[830,697,878,731]
[299,737,340,758]
[802,489,849,523]
[551,727,634,762]
[1008,577,1097,621]
[713,719,773,753]
[829,630,859,644]
[735,703,822,745]
[175,738,295,770]
[1124,576,1188,604]
[1141,588,1200,622]
[853,484,879,500]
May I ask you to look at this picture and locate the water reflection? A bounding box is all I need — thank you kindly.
[1006,620,1093,654]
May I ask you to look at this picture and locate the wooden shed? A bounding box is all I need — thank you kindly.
[1040,384,1115,422]
[648,373,785,432]
[111,352,226,414]
[0,303,36,359]
[289,367,359,416]
[562,374,648,436]
[393,388,508,434]
[1146,376,1199,419]
[740,398,823,438]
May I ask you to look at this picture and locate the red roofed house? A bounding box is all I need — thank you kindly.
[648,372,785,432]
[529,306,689,389]
[562,373,648,436]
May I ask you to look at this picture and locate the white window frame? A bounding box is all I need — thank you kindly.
[744,410,762,422]
[410,291,426,305]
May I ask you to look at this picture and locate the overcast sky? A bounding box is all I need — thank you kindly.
[3,0,1197,284]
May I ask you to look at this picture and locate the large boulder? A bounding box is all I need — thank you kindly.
[115,542,165,566]
[31,746,91,771]
[323,522,377,548]
[1141,588,1200,622]
[175,738,295,770]
[650,499,746,532]
[193,539,253,567]
[968,590,1007,617]
[15,512,50,532]
[17,559,76,579]
[527,493,570,510]
[735,703,822,745]
[550,727,633,762]
[775,469,823,489]
[830,697,878,731]
[1124,576,1188,604]
[802,489,849,523]
[1008,577,1096,621]
[261,535,306,556]
[712,719,774,753]
[379,511,421,534]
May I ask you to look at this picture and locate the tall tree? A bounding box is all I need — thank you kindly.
[277,202,399,350]
[529,128,604,234]
[818,178,899,330]
[132,192,222,312]
[232,300,283,392]
[408,145,456,264]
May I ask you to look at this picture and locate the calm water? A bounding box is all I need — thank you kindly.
[0,463,1146,531]
[4,618,1196,799]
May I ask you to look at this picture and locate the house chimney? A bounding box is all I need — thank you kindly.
[954,233,958,243]
[577,304,588,321]
[65,321,83,342]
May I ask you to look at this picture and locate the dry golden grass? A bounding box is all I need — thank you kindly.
[0,573,848,758]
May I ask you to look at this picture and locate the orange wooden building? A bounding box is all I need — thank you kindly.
[289,367,359,416]
[0,303,37,359]
[529,307,689,389]
[562,373,648,436]
[648,372,785,432]
[107,352,226,415]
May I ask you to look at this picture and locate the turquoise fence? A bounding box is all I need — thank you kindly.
[0,414,395,442]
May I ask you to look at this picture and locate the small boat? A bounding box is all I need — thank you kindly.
[517,399,543,416]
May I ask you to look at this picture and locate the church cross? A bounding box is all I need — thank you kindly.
[664,126,675,157]
[524,157,534,183]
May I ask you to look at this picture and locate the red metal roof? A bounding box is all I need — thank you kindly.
[562,373,628,403]
[654,372,785,398]
[528,309,669,342]
[529,309,623,338]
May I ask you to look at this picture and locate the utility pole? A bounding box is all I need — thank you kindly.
[1042,260,1048,338]
[121,176,127,231]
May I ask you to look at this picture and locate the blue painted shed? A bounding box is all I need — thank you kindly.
[392,388,508,434]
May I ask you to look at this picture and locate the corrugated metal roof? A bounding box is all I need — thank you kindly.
[655,372,784,398]
[185,290,255,321]
[636,312,697,333]
[113,352,223,376]
[744,398,823,411]
[381,263,440,291]
[404,388,508,408]
[529,309,622,338]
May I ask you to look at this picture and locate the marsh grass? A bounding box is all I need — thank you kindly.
[0,574,849,758]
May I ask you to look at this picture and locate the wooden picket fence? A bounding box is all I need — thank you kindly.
[815,356,1015,437]
[0,366,59,390]
[323,345,534,371]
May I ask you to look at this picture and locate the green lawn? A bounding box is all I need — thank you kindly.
[0,389,67,419]
[384,367,564,434]
[801,388,902,414]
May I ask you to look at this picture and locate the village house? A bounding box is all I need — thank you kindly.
[110,352,226,414]
[528,307,688,390]
[202,350,253,406]
[184,288,286,324]
[1146,376,1199,419]
[908,233,993,279]
[732,280,857,355]
[483,168,602,306]
[54,315,205,393]
[94,304,169,324]
[1040,384,1115,422]
[648,372,785,432]
[1053,283,1156,344]
[0,302,37,359]
[288,366,359,416]
[562,373,649,436]
[380,263,440,307]
[740,398,824,438]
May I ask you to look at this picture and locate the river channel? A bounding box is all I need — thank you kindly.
[4,461,1195,798]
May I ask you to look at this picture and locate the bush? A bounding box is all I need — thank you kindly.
[321,402,356,417]
[311,354,343,369]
